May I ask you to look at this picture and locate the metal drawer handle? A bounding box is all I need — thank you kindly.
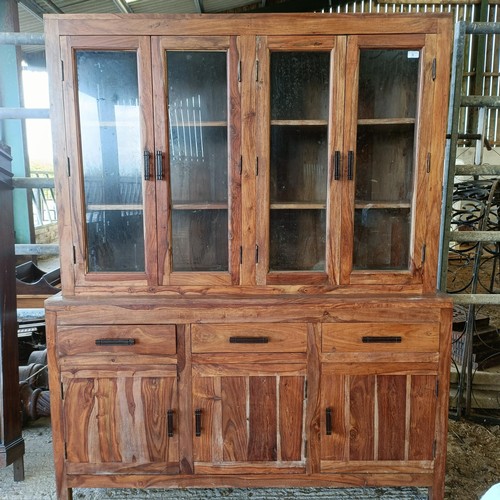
[362,336,402,344]
[229,336,269,344]
[326,407,332,435]
[95,338,136,346]
[334,151,341,181]
[143,150,151,180]
[195,409,202,437]
[167,410,174,437]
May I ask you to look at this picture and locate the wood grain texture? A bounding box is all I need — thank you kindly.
[221,377,248,462]
[349,374,375,461]
[279,376,305,461]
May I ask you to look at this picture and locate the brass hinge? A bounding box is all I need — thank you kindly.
[66,157,71,177]
[421,243,426,264]
[432,58,437,81]
[426,152,431,173]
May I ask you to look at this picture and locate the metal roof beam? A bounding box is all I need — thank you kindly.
[38,0,63,13]
[17,0,49,21]
[113,0,133,14]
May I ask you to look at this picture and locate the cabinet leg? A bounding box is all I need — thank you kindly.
[13,457,24,482]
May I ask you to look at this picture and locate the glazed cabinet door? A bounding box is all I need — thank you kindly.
[60,36,156,290]
[61,366,179,474]
[254,36,346,286]
[152,37,241,286]
[341,34,438,288]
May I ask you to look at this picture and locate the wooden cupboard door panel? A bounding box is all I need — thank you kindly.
[409,375,437,460]
[377,375,407,461]
[193,370,306,470]
[321,367,437,469]
[349,374,375,461]
[63,371,179,472]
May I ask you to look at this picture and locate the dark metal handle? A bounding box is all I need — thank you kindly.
[326,408,332,435]
[334,151,341,181]
[195,409,202,437]
[347,150,354,181]
[143,150,151,180]
[362,336,402,344]
[95,338,136,346]
[229,336,269,344]
[167,410,174,437]
[155,150,163,180]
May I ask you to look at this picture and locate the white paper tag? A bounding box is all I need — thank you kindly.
[408,51,420,59]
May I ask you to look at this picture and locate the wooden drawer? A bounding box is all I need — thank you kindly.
[57,325,176,356]
[192,323,307,353]
[322,323,439,353]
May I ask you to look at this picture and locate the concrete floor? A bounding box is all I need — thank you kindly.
[0,418,429,500]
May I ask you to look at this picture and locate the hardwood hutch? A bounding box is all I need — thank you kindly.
[44,13,453,500]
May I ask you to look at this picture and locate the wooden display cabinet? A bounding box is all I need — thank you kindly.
[44,13,453,500]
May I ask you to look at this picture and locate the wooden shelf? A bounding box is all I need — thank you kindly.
[357,118,415,126]
[271,120,328,126]
[270,202,326,210]
[87,204,143,211]
[355,201,411,209]
[172,202,228,210]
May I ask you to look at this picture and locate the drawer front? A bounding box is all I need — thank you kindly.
[192,323,307,353]
[322,323,439,353]
[58,325,176,356]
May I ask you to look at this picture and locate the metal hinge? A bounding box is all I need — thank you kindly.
[61,60,64,81]
[433,439,437,459]
[64,442,68,460]
[72,245,76,265]
[255,60,259,81]
[66,157,71,177]
[240,246,243,265]
[421,243,426,264]
[255,157,259,176]
[239,156,242,175]
[255,245,259,263]
[60,381,64,400]
[435,379,439,398]
[426,152,431,173]
[304,439,308,458]
[238,60,242,82]
[432,58,436,81]
[304,380,308,399]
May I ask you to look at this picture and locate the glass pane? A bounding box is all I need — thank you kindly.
[167,51,229,272]
[353,50,419,271]
[269,52,329,272]
[77,50,144,273]
[172,210,228,272]
[270,210,326,271]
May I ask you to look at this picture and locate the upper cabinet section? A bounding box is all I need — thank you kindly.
[45,14,452,295]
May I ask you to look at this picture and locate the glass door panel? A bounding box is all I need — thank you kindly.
[76,50,145,273]
[167,51,228,272]
[353,49,419,271]
[269,52,330,273]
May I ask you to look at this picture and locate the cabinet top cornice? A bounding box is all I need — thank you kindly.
[44,12,451,37]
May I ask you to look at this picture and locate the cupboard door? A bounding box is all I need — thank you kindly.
[192,364,306,473]
[61,36,156,288]
[342,35,436,286]
[255,36,345,286]
[61,366,179,474]
[321,364,437,473]
[153,37,241,286]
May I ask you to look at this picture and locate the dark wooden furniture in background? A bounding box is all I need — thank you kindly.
[0,143,25,480]
[44,13,453,500]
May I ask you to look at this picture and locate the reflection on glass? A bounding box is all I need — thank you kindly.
[354,50,419,271]
[77,50,144,273]
[167,51,228,272]
[269,52,329,272]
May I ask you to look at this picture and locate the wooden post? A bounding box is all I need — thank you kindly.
[0,142,25,480]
